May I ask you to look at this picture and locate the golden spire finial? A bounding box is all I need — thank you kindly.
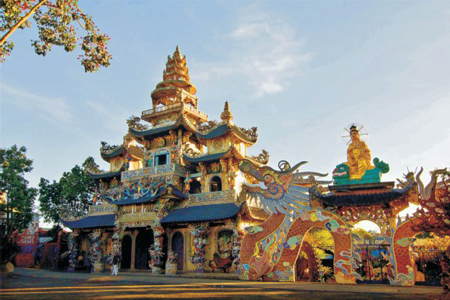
[221,101,233,122]
[173,45,182,59]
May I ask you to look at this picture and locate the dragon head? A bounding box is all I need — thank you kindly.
[239,159,307,200]
[332,163,349,179]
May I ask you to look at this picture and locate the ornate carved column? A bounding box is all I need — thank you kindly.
[130,230,138,270]
[188,223,210,273]
[67,229,80,272]
[232,227,244,270]
[149,218,165,274]
[89,229,104,272]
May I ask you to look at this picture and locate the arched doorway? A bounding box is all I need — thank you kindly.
[210,176,222,192]
[296,228,334,282]
[172,232,184,271]
[121,235,132,269]
[135,230,154,269]
[352,220,388,283]
[189,180,202,194]
[295,241,319,282]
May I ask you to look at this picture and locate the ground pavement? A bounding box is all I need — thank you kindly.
[0,268,443,300]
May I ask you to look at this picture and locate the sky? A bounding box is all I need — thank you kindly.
[1,1,450,228]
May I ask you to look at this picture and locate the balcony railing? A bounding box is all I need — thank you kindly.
[121,163,187,181]
[119,211,157,223]
[142,102,207,121]
[142,102,182,117]
[182,104,208,120]
[188,190,235,204]
[88,203,118,215]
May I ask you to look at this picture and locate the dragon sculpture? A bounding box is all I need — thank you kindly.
[238,159,359,283]
[387,168,450,288]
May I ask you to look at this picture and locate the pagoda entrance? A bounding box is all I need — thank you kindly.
[172,232,184,271]
[121,235,132,269]
[135,229,154,269]
[352,221,389,284]
[295,228,334,282]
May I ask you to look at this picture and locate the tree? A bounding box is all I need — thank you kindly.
[1,0,111,72]
[38,157,97,224]
[0,145,37,237]
[304,228,334,258]
[352,228,374,242]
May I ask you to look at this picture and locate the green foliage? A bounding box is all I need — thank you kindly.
[1,0,111,72]
[352,227,374,242]
[0,145,37,236]
[38,157,97,223]
[82,156,100,173]
[305,227,334,256]
[46,224,62,241]
[0,236,21,265]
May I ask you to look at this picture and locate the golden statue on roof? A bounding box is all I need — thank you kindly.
[333,124,389,185]
[346,125,375,180]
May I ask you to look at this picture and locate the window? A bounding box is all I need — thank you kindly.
[210,176,222,192]
[155,153,168,166]
[189,179,202,194]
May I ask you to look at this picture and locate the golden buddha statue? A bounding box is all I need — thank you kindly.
[346,125,375,180]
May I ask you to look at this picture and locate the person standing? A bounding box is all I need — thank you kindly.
[112,254,120,276]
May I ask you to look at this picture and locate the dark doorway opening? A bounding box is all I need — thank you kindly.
[121,235,132,269]
[172,232,184,271]
[135,230,154,269]
[210,176,222,192]
[189,180,202,194]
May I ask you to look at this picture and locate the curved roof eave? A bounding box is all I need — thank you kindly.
[100,145,125,162]
[197,123,230,139]
[183,147,232,163]
[230,125,258,144]
[129,115,198,140]
[88,169,122,180]
[61,214,116,229]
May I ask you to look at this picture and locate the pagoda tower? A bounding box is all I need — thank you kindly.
[141,46,208,127]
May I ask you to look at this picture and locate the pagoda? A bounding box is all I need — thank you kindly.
[61,47,268,274]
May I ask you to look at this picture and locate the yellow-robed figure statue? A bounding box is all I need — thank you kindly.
[346,125,375,180]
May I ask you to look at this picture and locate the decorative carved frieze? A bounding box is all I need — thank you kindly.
[121,163,187,181]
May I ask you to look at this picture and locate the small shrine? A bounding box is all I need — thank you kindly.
[237,123,448,286]
[61,47,268,274]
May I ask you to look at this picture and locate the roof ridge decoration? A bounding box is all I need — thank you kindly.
[234,125,258,140]
[197,120,219,133]
[248,149,270,165]
[100,142,122,154]
[128,114,198,140]
[127,115,149,131]
[183,147,233,163]
[220,101,233,123]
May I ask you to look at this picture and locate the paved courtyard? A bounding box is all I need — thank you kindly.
[0,268,443,300]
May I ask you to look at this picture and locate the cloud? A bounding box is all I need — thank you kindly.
[193,11,311,98]
[85,100,130,134]
[1,83,74,125]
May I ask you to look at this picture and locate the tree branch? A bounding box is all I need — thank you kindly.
[0,0,48,46]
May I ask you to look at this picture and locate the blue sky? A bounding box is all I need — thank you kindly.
[2,1,450,219]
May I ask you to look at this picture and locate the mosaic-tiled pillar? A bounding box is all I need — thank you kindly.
[188,223,210,273]
[149,219,165,274]
[67,229,80,272]
[88,229,104,272]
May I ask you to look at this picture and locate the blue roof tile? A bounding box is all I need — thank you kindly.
[161,202,242,223]
[129,124,176,138]
[100,145,124,159]
[88,170,122,180]
[61,214,116,229]
[183,150,230,163]
[106,185,187,206]
[197,124,229,139]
